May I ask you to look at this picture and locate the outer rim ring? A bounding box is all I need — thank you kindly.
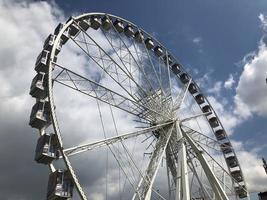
[47,12,248,199]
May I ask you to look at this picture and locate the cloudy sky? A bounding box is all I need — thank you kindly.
[0,0,267,199]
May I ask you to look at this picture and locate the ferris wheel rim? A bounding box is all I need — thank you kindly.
[44,12,249,200]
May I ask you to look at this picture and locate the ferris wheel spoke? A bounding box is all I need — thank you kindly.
[70,35,138,100]
[182,125,222,152]
[69,35,169,122]
[172,78,192,112]
[63,121,174,157]
[180,111,212,123]
[52,63,170,122]
[137,45,173,119]
[99,29,166,118]
[132,124,174,200]
[104,17,166,102]
[73,20,158,103]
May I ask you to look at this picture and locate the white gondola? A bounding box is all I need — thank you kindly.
[180,73,190,84]
[134,30,144,43]
[29,72,48,99]
[47,170,74,200]
[221,142,232,154]
[69,23,80,37]
[101,16,112,30]
[195,94,205,104]
[154,46,163,57]
[235,185,247,198]
[43,34,62,55]
[54,23,70,45]
[208,117,219,128]
[90,16,101,30]
[215,129,226,140]
[35,50,50,73]
[226,156,238,168]
[78,19,90,31]
[35,133,59,164]
[163,54,173,65]
[171,63,181,75]
[124,24,134,37]
[231,170,243,182]
[113,19,124,33]
[188,83,198,94]
[145,38,154,50]
[202,105,212,115]
[35,50,57,73]
[29,99,51,130]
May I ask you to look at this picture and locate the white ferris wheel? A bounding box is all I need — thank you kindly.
[29,13,249,200]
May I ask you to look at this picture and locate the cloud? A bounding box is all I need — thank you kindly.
[0,0,66,199]
[259,13,267,31]
[234,41,267,119]
[224,73,235,89]
[192,37,202,45]
[207,81,222,95]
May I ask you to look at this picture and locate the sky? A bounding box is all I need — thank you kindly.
[0,0,267,199]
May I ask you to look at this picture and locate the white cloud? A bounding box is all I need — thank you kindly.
[234,42,267,119]
[259,13,267,31]
[207,81,222,95]
[192,37,202,45]
[224,73,235,89]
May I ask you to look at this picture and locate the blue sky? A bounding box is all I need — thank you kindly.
[0,0,267,199]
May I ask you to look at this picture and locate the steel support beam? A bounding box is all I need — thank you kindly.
[175,123,190,200]
[64,121,173,156]
[181,125,229,200]
[132,124,175,200]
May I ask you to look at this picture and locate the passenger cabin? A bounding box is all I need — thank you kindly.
[145,38,154,50]
[113,19,124,33]
[226,156,238,168]
[215,129,226,140]
[35,133,59,164]
[90,16,101,30]
[163,55,173,65]
[101,16,112,30]
[195,94,205,105]
[180,73,190,84]
[235,185,247,198]
[188,83,198,94]
[134,30,144,43]
[78,19,90,31]
[209,117,219,128]
[202,105,212,115]
[29,100,51,129]
[54,23,70,45]
[171,63,181,75]
[124,24,134,37]
[69,23,80,37]
[43,34,62,55]
[231,170,243,182]
[35,50,50,73]
[220,142,232,154]
[154,46,163,57]
[47,170,74,200]
[29,72,48,99]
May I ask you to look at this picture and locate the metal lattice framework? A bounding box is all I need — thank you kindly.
[29,13,250,200]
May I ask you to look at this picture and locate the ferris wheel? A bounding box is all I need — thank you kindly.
[29,13,250,200]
